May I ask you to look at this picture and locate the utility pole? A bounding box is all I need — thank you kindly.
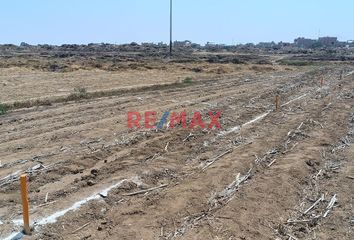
[169,0,173,56]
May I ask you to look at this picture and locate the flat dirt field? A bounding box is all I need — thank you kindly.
[0,51,353,240]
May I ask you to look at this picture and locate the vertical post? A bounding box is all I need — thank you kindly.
[275,95,280,111]
[20,174,31,235]
[169,0,173,56]
[320,76,324,87]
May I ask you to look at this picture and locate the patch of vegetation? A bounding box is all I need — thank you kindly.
[10,99,52,110]
[191,67,203,73]
[13,101,31,109]
[182,77,193,84]
[277,59,314,66]
[75,87,88,96]
[68,87,88,101]
[250,65,275,72]
[0,103,7,115]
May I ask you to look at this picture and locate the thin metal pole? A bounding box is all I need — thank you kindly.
[169,0,173,56]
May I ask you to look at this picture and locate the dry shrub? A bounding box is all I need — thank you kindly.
[250,65,275,72]
[0,103,7,115]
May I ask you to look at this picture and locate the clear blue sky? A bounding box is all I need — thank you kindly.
[1,0,353,45]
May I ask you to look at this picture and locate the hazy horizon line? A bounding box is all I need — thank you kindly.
[1,36,352,47]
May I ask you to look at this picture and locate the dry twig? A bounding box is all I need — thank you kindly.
[323,194,337,218]
[123,184,168,196]
[72,222,90,234]
[202,149,233,170]
[303,194,324,214]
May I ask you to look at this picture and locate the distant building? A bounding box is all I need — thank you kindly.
[205,42,226,51]
[174,40,192,47]
[157,42,167,47]
[257,41,277,48]
[205,42,217,48]
[294,37,316,48]
[278,41,291,47]
[346,40,354,48]
[318,37,338,47]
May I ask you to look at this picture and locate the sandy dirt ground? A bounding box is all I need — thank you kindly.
[0,60,353,240]
[0,63,271,103]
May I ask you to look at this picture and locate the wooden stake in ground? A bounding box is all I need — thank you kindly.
[275,95,280,111]
[320,76,324,87]
[20,174,31,235]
